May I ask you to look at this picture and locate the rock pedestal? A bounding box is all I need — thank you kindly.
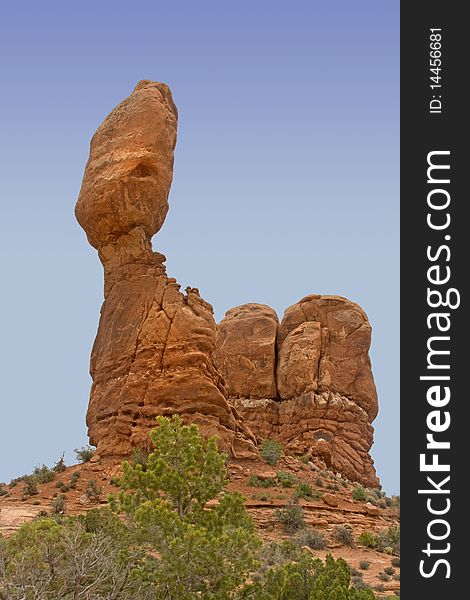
[75,81,256,459]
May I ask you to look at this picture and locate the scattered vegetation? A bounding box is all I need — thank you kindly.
[22,479,38,499]
[384,566,396,576]
[53,453,67,473]
[85,479,102,502]
[359,560,371,570]
[315,477,324,487]
[75,445,95,463]
[333,525,354,547]
[276,470,297,488]
[56,480,70,493]
[352,577,371,591]
[376,526,400,556]
[352,484,368,501]
[294,481,315,500]
[69,471,81,489]
[260,438,282,466]
[247,475,275,488]
[358,530,377,548]
[275,501,306,534]
[377,571,391,582]
[294,528,326,550]
[391,557,401,568]
[0,418,387,599]
[52,494,66,514]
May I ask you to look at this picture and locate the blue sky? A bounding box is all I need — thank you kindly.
[0,1,399,492]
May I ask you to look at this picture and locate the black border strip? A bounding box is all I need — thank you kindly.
[401,2,466,596]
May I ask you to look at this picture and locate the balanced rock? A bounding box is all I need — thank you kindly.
[76,81,256,459]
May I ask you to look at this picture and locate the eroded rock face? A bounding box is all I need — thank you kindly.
[278,295,378,420]
[75,81,380,486]
[214,304,278,399]
[215,296,379,487]
[76,81,256,459]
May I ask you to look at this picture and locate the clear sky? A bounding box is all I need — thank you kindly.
[0,1,399,492]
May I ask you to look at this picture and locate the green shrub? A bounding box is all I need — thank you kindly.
[9,477,24,488]
[241,553,375,600]
[0,484,7,497]
[352,484,368,501]
[393,573,400,581]
[131,446,150,471]
[378,571,391,581]
[276,470,297,488]
[352,576,370,590]
[53,454,67,473]
[376,526,400,555]
[247,475,275,488]
[384,566,396,576]
[260,439,282,466]
[375,583,385,592]
[85,479,102,501]
[359,560,370,570]
[295,528,326,550]
[74,445,95,463]
[316,477,324,487]
[275,502,306,534]
[294,482,315,500]
[391,557,400,568]
[333,525,354,547]
[358,530,377,548]
[32,464,56,484]
[52,494,66,514]
[22,479,38,498]
[69,471,81,489]
[55,480,69,493]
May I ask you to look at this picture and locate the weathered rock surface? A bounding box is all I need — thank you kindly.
[75,81,380,487]
[76,81,256,459]
[278,295,378,419]
[214,304,278,399]
[215,296,379,487]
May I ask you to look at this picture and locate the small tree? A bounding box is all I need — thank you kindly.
[116,415,228,518]
[113,415,260,597]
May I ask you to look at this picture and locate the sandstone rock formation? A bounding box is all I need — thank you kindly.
[215,295,379,487]
[75,81,256,459]
[75,81,380,487]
